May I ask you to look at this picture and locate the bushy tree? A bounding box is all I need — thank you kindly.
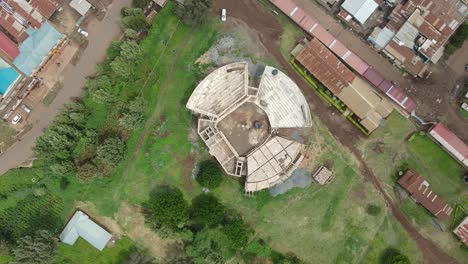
[119,96,146,129]
[176,0,213,26]
[185,229,225,264]
[124,28,138,40]
[144,186,189,230]
[11,230,58,264]
[110,41,142,79]
[96,137,126,167]
[190,194,224,228]
[121,8,148,32]
[87,75,114,104]
[196,160,223,189]
[381,248,411,264]
[221,215,250,249]
[132,0,151,9]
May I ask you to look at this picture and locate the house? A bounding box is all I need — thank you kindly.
[398,169,453,220]
[293,38,393,133]
[453,217,468,245]
[341,0,379,24]
[428,123,468,168]
[0,31,19,61]
[59,210,113,251]
[69,0,92,17]
[369,0,468,78]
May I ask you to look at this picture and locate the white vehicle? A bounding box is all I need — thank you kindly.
[11,114,22,125]
[462,102,468,112]
[221,9,227,22]
[22,104,31,113]
[77,28,89,37]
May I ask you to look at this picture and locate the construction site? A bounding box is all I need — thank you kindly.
[186,62,312,193]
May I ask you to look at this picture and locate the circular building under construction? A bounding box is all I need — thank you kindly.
[186,62,312,193]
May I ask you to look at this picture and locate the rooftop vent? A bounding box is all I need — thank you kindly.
[272,69,278,75]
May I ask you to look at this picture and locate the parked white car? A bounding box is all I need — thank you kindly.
[11,114,22,125]
[77,28,89,37]
[221,9,227,22]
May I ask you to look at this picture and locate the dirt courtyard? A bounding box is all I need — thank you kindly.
[218,102,270,155]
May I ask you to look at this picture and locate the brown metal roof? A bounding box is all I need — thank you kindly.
[295,38,355,94]
[398,169,453,220]
[29,0,60,19]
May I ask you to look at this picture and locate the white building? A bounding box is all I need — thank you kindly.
[341,0,378,24]
[60,210,112,251]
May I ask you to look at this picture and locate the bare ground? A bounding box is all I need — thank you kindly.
[213,0,459,263]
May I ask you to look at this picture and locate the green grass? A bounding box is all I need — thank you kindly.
[407,133,464,201]
[0,122,15,147]
[42,82,63,106]
[55,236,135,264]
[358,113,468,263]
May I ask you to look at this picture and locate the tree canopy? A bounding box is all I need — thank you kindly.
[145,186,190,230]
[190,194,225,228]
[196,160,223,189]
[176,0,214,26]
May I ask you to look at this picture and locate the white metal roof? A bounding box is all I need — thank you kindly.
[341,0,378,24]
[59,210,112,251]
[70,0,92,16]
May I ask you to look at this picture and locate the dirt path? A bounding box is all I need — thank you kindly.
[0,0,132,175]
[213,0,459,263]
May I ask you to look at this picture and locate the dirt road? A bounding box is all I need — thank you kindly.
[213,0,459,263]
[0,0,132,175]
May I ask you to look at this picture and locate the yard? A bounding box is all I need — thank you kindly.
[359,112,468,262]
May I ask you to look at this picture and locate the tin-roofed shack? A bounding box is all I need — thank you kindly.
[398,169,453,220]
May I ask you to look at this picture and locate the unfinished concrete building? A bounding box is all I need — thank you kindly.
[186,62,312,193]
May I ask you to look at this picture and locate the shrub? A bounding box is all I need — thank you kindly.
[221,216,251,249]
[96,137,126,167]
[11,230,58,264]
[366,204,382,216]
[176,0,213,26]
[196,160,223,189]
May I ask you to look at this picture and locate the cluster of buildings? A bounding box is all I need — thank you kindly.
[368,0,468,78]
[0,0,63,121]
[317,0,467,79]
[271,0,417,134]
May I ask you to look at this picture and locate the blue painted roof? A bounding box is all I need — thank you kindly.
[13,21,63,76]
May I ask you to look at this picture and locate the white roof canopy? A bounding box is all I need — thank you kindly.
[59,210,112,251]
[70,0,92,16]
[342,0,378,24]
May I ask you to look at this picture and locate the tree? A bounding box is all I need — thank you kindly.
[196,160,223,189]
[185,229,225,264]
[380,248,411,264]
[11,230,58,264]
[121,11,148,32]
[221,216,250,250]
[176,0,213,26]
[120,247,155,264]
[96,137,126,167]
[86,75,114,104]
[132,0,151,9]
[124,29,138,40]
[144,186,189,230]
[110,41,142,79]
[119,96,146,129]
[190,194,224,228]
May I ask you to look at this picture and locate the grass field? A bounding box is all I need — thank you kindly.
[55,236,135,263]
[358,112,468,262]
